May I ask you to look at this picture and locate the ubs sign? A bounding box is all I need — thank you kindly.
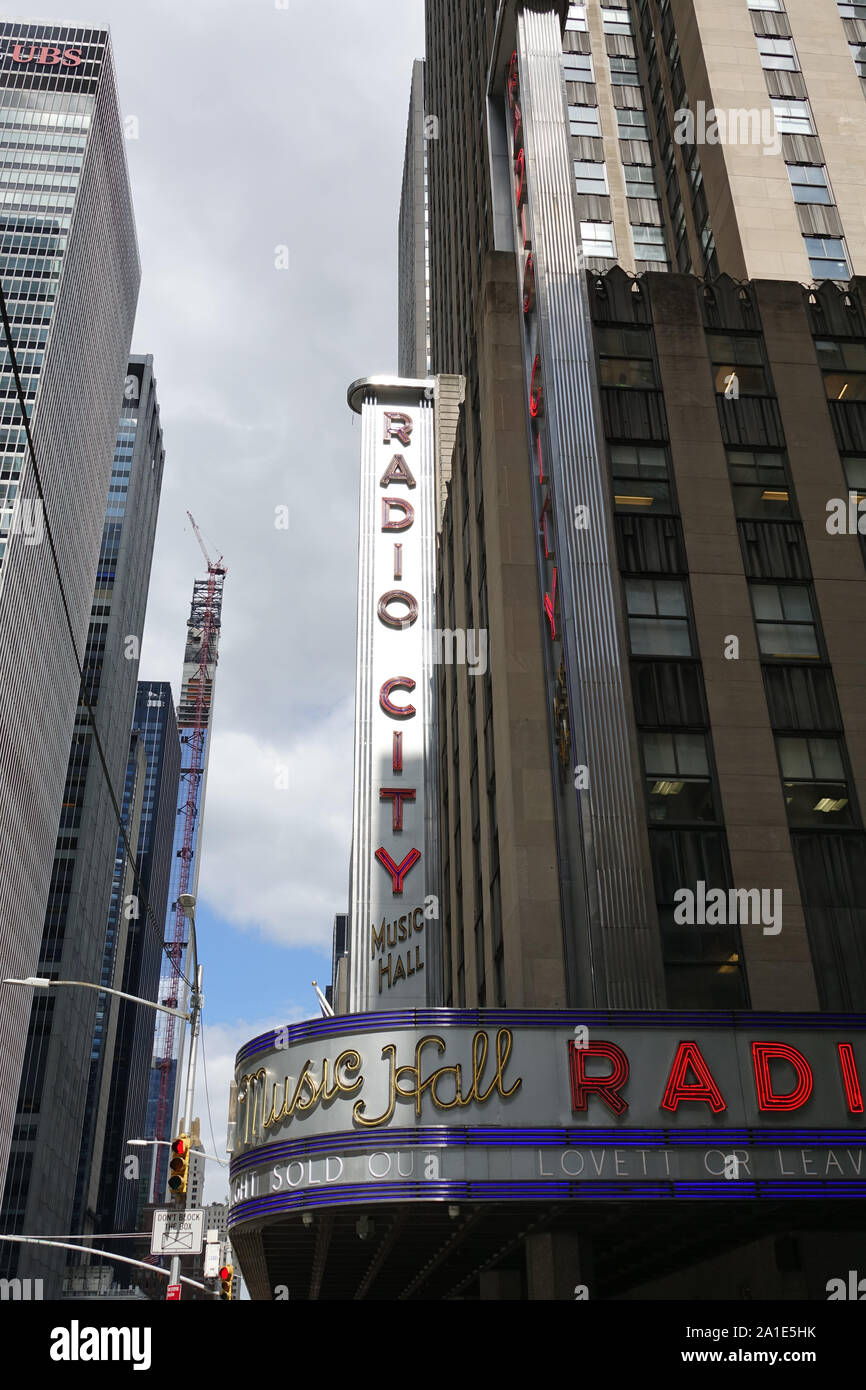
[7,44,82,66]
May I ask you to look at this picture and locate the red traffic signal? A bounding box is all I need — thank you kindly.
[219,1264,234,1300]
[168,1133,190,1199]
[219,1266,230,1281]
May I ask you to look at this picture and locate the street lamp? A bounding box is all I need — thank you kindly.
[166,893,204,1301]
[2,977,190,1019]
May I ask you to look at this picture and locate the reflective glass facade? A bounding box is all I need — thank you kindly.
[98,682,180,1238]
[0,23,140,1209]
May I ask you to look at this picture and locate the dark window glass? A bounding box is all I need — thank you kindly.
[777,736,855,828]
[727,449,794,519]
[787,164,831,205]
[750,582,820,659]
[610,443,672,512]
[643,730,715,824]
[625,578,693,656]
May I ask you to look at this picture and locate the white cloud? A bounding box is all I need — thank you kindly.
[195,698,354,947]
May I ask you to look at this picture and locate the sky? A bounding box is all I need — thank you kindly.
[24,0,426,1201]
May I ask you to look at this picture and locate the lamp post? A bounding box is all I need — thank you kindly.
[1,977,189,1020]
[167,893,203,1299]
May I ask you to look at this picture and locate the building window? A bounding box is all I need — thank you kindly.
[602,7,633,32]
[625,577,693,656]
[563,53,594,83]
[616,108,650,139]
[750,582,820,659]
[758,37,798,71]
[841,455,866,500]
[566,2,588,30]
[805,236,850,281]
[787,164,831,205]
[850,43,866,78]
[771,98,813,135]
[624,164,658,199]
[727,450,794,519]
[642,731,715,824]
[708,333,768,395]
[840,2,866,17]
[574,160,609,195]
[597,324,656,385]
[610,443,672,511]
[609,56,641,85]
[748,0,784,8]
[815,338,866,399]
[580,220,616,257]
[777,736,855,828]
[569,104,601,138]
[632,225,668,262]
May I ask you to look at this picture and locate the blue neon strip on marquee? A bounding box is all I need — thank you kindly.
[229,1126,866,1178]
[235,1007,866,1067]
[228,1177,866,1227]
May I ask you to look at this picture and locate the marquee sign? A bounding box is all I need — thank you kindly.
[345,379,440,1011]
[228,1012,866,1225]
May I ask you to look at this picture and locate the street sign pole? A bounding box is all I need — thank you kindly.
[167,962,202,1298]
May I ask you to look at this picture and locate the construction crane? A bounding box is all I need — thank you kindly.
[186,509,225,575]
[151,513,227,1202]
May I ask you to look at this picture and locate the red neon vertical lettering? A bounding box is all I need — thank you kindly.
[515,147,526,207]
[379,787,416,832]
[543,566,557,640]
[523,252,535,315]
[529,354,543,417]
[374,847,421,894]
[379,678,416,719]
[507,50,519,109]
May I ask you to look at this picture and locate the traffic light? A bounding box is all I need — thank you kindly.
[219,1264,234,1301]
[168,1133,190,1201]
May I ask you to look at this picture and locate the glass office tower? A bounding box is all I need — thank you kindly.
[0,351,159,1296]
[0,22,140,1203]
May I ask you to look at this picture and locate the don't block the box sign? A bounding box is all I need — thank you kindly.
[227,1011,866,1226]
[345,378,440,1012]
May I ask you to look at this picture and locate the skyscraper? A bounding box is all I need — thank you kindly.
[0,21,140,1201]
[149,555,226,1204]
[92,681,181,1240]
[398,60,431,378]
[0,354,163,1294]
[416,0,866,1021]
[72,724,147,1236]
